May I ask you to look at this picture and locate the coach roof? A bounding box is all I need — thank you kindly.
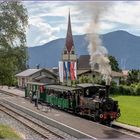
[46,85,81,91]
[77,83,105,88]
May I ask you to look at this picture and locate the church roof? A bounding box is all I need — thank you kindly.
[65,11,74,53]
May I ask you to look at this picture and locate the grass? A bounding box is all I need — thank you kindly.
[112,95,140,127]
[0,124,21,139]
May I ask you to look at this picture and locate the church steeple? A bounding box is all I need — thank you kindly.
[65,10,74,53]
[62,10,76,61]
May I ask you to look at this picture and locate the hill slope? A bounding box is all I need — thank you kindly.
[28,30,140,70]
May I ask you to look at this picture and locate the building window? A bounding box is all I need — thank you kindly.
[64,50,67,54]
[71,51,74,54]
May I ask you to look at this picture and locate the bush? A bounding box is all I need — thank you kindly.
[136,83,140,95]
[110,83,140,96]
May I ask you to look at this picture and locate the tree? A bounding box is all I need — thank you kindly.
[0,1,28,86]
[127,69,140,85]
[108,55,120,72]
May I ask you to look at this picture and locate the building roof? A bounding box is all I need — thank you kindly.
[77,69,123,78]
[122,70,129,77]
[77,69,99,76]
[111,71,123,77]
[77,69,91,76]
[77,55,91,70]
[46,68,58,75]
[34,75,56,80]
[15,69,41,77]
[77,55,123,78]
[15,68,58,78]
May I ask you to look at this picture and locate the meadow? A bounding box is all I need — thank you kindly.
[0,124,20,139]
[112,95,140,127]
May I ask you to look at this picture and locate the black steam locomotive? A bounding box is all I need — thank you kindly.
[25,82,120,124]
[74,83,120,124]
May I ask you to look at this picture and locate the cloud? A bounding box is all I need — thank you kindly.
[23,1,140,47]
[103,1,140,29]
[26,16,60,47]
[99,21,117,33]
[24,1,81,47]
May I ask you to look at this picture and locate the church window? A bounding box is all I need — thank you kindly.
[71,51,74,54]
[64,50,67,54]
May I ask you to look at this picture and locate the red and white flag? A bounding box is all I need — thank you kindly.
[70,61,77,80]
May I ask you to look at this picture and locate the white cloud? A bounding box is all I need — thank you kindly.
[99,21,117,33]
[24,1,140,47]
[103,1,140,28]
[27,16,60,46]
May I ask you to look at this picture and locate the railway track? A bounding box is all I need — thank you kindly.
[0,90,19,97]
[0,102,67,139]
[0,90,139,139]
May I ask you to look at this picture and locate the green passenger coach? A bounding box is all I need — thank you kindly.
[45,85,81,111]
[25,82,82,111]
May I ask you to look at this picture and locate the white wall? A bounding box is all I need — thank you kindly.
[112,77,120,86]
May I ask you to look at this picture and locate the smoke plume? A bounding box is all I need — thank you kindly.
[78,2,112,84]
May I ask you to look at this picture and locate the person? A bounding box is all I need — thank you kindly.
[33,93,38,107]
[29,91,32,103]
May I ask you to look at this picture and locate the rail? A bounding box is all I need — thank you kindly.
[0,102,66,139]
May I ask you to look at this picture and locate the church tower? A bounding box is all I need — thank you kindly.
[62,11,77,61]
[59,10,77,83]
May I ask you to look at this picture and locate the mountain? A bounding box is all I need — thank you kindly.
[28,30,140,70]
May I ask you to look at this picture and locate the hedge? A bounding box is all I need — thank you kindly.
[110,84,140,96]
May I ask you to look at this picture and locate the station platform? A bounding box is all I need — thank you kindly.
[0,86,24,97]
[0,86,139,139]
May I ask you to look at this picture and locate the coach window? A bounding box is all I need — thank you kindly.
[84,88,92,97]
[59,91,63,98]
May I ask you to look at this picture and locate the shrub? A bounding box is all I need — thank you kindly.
[110,84,135,96]
[136,83,140,95]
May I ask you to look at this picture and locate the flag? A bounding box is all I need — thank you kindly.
[59,61,64,82]
[70,61,75,80]
[70,61,77,80]
[74,61,77,80]
[67,61,71,78]
[64,61,68,81]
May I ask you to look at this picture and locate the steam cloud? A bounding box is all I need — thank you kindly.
[78,2,112,84]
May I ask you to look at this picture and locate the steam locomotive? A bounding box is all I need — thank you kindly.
[25,82,120,124]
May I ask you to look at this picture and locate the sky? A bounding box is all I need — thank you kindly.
[23,1,140,47]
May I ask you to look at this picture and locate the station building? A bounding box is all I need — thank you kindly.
[15,68,58,88]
